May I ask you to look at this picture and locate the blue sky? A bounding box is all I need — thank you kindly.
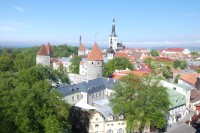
[0,0,200,47]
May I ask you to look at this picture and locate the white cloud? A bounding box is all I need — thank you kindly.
[124,40,200,48]
[0,26,19,32]
[14,6,24,12]
[0,21,33,32]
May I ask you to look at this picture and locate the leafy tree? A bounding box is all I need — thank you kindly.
[190,51,199,59]
[0,66,71,133]
[69,55,82,74]
[150,50,159,57]
[173,60,188,70]
[109,74,170,132]
[104,57,134,77]
[143,57,154,64]
[53,44,78,57]
[0,52,14,72]
[174,74,180,83]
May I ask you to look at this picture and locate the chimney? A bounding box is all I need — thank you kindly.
[80,35,82,46]
[195,76,200,91]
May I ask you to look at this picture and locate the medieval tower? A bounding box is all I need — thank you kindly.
[36,43,53,66]
[86,43,104,80]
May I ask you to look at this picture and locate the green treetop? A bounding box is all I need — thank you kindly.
[109,74,170,132]
[104,57,135,77]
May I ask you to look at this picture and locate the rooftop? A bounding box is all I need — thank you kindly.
[87,43,103,61]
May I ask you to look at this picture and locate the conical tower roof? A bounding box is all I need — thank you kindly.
[37,44,49,56]
[87,43,103,61]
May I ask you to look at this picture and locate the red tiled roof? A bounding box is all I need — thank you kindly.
[155,57,173,61]
[179,73,200,86]
[166,48,184,52]
[57,61,63,65]
[37,45,49,56]
[46,42,53,52]
[80,62,84,65]
[87,43,103,61]
[115,51,128,58]
[79,44,86,51]
[190,89,200,101]
[112,70,148,79]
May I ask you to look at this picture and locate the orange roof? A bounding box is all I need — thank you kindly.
[46,42,53,52]
[79,44,86,51]
[112,70,148,79]
[80,61,84,65]
[57,61,63,65]
[115,51,128,58]
[37,44,49,56]
[87,43,103,61]
[179,73,200,86]
[166,48,184,52]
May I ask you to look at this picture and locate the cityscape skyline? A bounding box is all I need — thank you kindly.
[1,0,200,47]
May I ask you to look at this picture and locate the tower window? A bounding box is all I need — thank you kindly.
[91,62,93,65]
[98,62,100,65]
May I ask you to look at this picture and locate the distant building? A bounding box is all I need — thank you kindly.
[108,18,125,51]
[78,36,88,57]
[36,43,53,66]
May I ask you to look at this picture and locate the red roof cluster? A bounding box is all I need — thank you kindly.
[112,69,149,79]
[166,48,184,52]
[87,43,103,61]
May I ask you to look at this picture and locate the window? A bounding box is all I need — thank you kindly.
[95,124,99,127]
[98,62,100,65]
[99,91,101,96]
[173,87,176,90]
[96,93,98,97]
[72,96,74,101]
[81,94,83,98]
[106,129,114,133]
[117,128,123,133]
[92,93,94,98]
[77,95,79,99]
[96,118,98,121]
[95,131,98,133]
[92,62,93,65]
[107,124,110,126]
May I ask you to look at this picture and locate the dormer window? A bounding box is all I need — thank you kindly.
[119,115,124,119]
[108,116,113,120]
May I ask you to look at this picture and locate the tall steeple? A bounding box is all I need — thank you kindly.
[109,18,118,50]
[111,18,117,37]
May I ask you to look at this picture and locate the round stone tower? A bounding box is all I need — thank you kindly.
[86,42,104,80]
[36,44,50,66]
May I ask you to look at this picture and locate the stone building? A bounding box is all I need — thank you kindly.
[36,43,53,66]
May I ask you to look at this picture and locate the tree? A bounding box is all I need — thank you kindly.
[190,51,199,59]
[109,74,170,132]
[0,52,14,72]
[150,50,159,57]
[0,66,71,133]
[104,57,134,77]
[173,60,188,70]
[69,55,82,74]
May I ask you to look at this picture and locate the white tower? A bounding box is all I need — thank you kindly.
[109,18,118,50]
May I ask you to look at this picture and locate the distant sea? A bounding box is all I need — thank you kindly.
[0,41,200,52]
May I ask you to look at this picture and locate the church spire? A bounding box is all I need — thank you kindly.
[111,18,117,37]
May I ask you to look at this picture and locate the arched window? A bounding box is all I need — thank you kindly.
[117,128,124,133]
[106,129,114,133]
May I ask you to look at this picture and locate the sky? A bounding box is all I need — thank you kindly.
[0,0,200,48]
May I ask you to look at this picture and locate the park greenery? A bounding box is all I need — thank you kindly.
[109,74,170,132]
[69,55,82,74]
[144,57,173,79]
[104,57,135,77]
[173,60,188,70]
[150,50,159,57]
[0,44,78,133]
